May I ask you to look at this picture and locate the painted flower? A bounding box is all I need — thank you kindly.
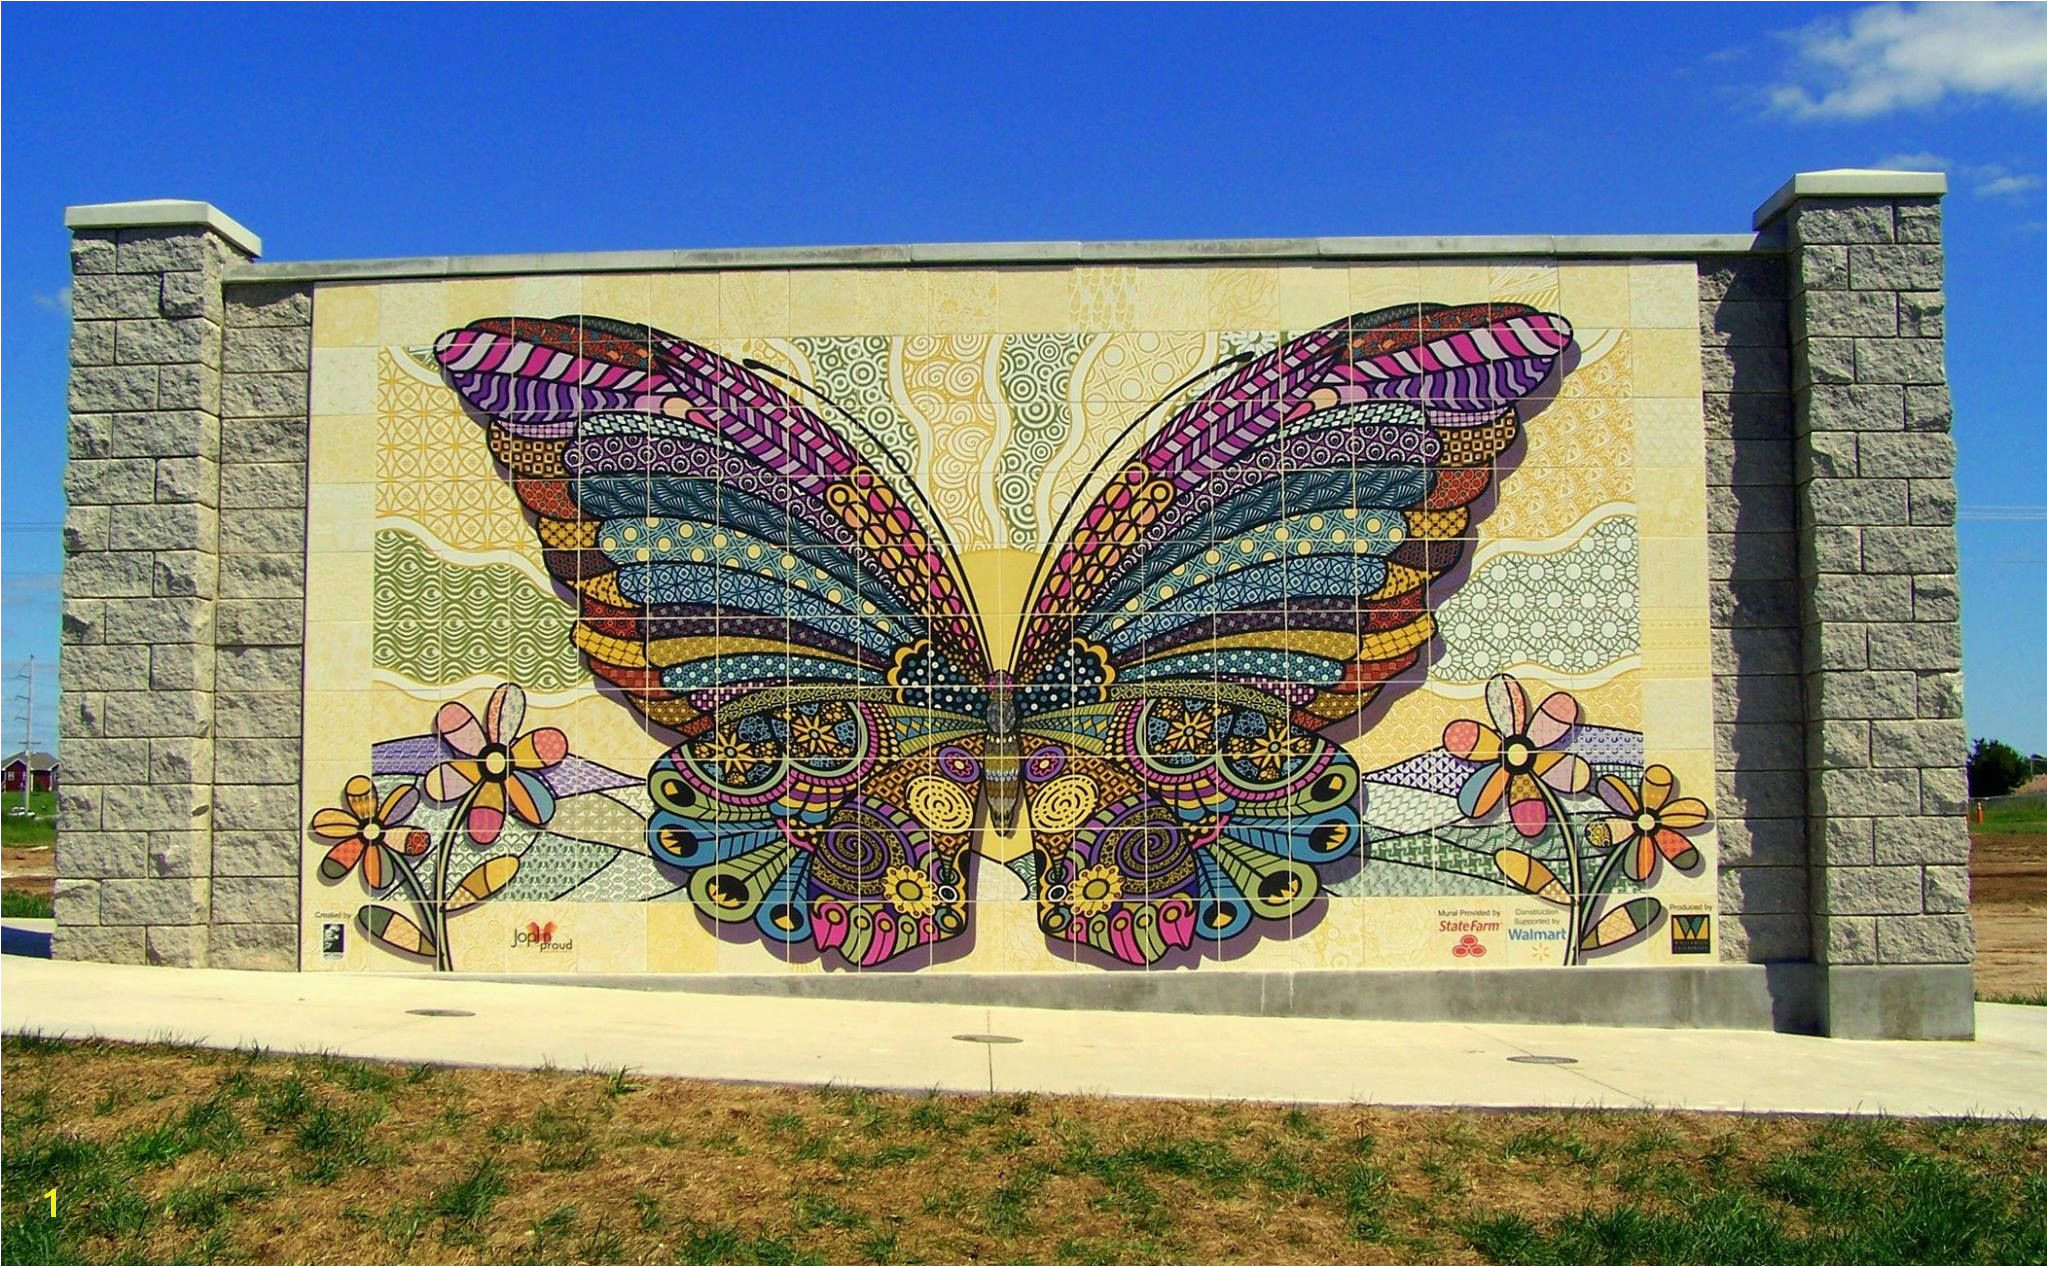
[310,776,427,887]
[1589,765,1710,881]
[424,684,568,846]
[1442,674,1591,838]
[1070,863,1124,918]
[882,865,937,918]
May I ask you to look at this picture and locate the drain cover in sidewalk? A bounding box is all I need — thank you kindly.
[1506,1054,1578,1065]
[406,1008,476,1018]
[953,1033,1023,1044]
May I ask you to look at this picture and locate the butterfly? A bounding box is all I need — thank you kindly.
[431,303,1574,968]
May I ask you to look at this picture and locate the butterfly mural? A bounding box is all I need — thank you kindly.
[430,304,1575,969]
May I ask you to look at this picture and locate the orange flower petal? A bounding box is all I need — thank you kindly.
[1641,764,1676,812]
[343,775,378,821]
[310,808,364,841]
[1660,798,1710,829]
[1443,719,1502,763]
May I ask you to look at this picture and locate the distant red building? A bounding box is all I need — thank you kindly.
[2,751,57,794]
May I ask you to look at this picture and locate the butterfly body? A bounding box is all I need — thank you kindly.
[433,303,1575,969]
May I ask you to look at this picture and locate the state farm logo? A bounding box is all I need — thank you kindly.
[510,920,573,952]
[1451,933,1488,959]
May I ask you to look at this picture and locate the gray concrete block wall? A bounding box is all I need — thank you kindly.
[59,221,249,966]
[1764,184,1973,1037]
[1698,250,1811,966]
[209,284,313,969]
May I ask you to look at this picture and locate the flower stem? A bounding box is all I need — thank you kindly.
[429,786,482,972]
[386,848,439,965]
[1535,780,1584,967]
[1582,836,1635,939]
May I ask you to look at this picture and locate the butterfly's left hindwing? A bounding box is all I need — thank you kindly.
[435,317,993,967]
[1014,305,1574,964]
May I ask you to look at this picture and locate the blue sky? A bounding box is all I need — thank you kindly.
[3,2,2043,754]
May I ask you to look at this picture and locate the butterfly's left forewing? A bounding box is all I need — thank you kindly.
[436,317,993,967]
[1013,306,1574,964]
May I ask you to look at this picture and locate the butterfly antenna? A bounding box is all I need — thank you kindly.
[744,358,992,655]
[1009,348,1258,666]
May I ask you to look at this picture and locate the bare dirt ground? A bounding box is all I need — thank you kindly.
[1973,831,2046,999]
[1,843,54,901]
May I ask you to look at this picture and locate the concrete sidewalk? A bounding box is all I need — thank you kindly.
[2,923,2041,1118]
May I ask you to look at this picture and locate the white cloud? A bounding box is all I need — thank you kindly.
[1772,2,2047,119]
[1871,152,2046,198]
[31,286,70,313]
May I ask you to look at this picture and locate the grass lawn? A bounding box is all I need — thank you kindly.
[0,890,52,918]
[3,1038,2041,1266]
[0,789,57,847]
[1974,791,2047,835]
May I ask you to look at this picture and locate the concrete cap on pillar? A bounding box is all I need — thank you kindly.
[64,199,262,257]
[1752,170,1948,230]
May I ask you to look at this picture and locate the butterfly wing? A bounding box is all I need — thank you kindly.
[1011,305,1574,964]
[434,317,995,966]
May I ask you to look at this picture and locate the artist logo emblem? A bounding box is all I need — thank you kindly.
[1671,913,1711,955]
[511,920,573,952]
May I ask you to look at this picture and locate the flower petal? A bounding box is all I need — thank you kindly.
[1534,751,1591,795]
[362,843,388,891]
[1641,764,1676,811]
[436,702,486,756]
[1629,834,1656,882]
[1526,692,1580,749]
[319,836,365,881]
[377,784,419,827]
[1591,817,1638,850]
[486,683,526,747]
[1597,773,1641,816]
[1653,827,1701,870]
[505,770,556,827]
[424,759,481,802]
[310,808,364,841]
[466,780,507,846]
[1509,787,1551,838]
[343,775,378,821]
[1457,764,1510,819]
[1443,719,1502,763]
[1660,798,1711,830]
[511,728,568,770]
[1485,674,1529,737]
[400,828,432,855]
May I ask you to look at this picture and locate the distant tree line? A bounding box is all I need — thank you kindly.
[1966,738,2044,799]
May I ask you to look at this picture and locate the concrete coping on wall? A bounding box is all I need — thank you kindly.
[64,199,264,257]
[213,230,1782,284]
[1752,168,1949,229]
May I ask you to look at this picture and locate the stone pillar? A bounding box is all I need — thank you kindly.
[59,201,261,966]
[1756,170,1974,1038]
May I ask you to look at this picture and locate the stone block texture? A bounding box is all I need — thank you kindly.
[61,215,307,968]
[210,282,312,967]
[1776,194,1972,978]
[1699,251,1809,967]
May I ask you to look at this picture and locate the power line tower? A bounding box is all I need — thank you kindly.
[7,656,32,807]
[8,656,32,754]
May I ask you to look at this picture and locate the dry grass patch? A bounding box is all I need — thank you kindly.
[3,1035,2041,1264]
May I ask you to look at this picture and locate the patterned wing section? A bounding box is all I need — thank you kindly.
[1009,304,1575,963]
[434,316,996,966]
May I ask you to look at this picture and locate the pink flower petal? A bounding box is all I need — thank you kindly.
[466,804,505,847]
[1526,691,1579,748]
[1509,793,1550,838]
[1485,674,1528,737]
[436,702,486,756]
[512,728,568,769]
[1443,719,1502,763]
[1537,753,1591,795]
